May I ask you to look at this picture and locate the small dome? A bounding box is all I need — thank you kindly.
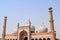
[39,24,48,32]
[31,26,35,31]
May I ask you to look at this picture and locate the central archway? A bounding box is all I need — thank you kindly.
[19,30,28,40]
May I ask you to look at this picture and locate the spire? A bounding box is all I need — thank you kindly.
[28,19,31,27]
[42,23,45,26]
[28,19,31,40]
[17,23,19,34]
[17,23,19,29]
[2,16,7,40]
[17,23,19,40]
[48,7,54,32]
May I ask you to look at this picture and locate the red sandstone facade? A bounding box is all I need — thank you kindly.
[2,7,56,40]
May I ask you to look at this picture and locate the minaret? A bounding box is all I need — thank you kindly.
[2,16,7,40]
[17,23,19,33]
[29,19,31,28]
[49,7,54,32]
[28,19,31,40]
[17,23,19,40]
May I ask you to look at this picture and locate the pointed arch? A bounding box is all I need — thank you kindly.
[47,38,50,40]
[19,30,28,40]
[39,38,42,40]
[35,38,38,40]
[31,39,34,40]
[43,38,46,40]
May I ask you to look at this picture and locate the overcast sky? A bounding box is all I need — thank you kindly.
[0,0,60,38]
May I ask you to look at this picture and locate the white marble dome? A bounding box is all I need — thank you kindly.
[39,25,48,32]
[31,26,35,31]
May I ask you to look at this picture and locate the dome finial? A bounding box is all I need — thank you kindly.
[41,22,45,27]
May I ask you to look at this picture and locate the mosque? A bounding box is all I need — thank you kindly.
[2,7,56,40]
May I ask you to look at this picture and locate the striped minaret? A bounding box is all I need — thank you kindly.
[49,7,56,40]
[49,7,54,32]
[2,16,7,40]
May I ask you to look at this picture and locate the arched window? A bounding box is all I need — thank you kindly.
[43,38,46,40]
[35,38,38,40]
[39,38,42,40]
[47,38,50,40]
[31,39,34,40]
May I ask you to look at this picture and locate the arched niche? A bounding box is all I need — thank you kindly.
[19,30,28,40]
